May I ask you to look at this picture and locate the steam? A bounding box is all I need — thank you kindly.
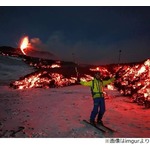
[28,37,58,60]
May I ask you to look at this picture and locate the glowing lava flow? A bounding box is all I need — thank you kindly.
[20,36,29,55]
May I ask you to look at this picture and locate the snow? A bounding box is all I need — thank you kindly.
[0,85,150,138]
[0,56,34,85]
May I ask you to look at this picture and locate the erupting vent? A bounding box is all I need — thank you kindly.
[20,36,29,55]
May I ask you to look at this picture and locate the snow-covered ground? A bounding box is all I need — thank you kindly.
[0,56,34,85]
[0,85,150,138]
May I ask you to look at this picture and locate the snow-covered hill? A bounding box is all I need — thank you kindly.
[0,56,34,85]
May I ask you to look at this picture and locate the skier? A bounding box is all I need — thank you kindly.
[78,71,115,125]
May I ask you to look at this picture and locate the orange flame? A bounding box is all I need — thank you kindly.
[20,36,29,55]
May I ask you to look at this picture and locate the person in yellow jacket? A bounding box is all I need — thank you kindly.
[79,71,115,125]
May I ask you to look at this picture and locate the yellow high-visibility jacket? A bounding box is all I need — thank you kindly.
[80,78,115,98]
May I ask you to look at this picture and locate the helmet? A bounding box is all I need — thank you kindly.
[93,71,101,79]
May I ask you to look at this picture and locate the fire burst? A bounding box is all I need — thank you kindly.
[20,36,29,55]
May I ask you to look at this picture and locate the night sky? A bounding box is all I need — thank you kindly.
[0,6,150,65]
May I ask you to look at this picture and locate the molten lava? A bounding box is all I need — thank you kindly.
[20,36,29,55]
[8,48,150,109]
[114,58,150,108]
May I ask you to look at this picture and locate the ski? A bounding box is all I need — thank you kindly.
[98,124,116,132]
[83,120,106,133]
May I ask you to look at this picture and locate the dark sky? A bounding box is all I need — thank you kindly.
[0,6,150,65]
